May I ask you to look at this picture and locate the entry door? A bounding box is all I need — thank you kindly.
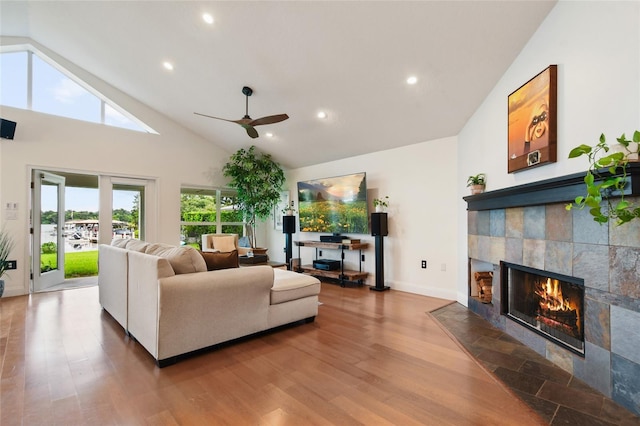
[32,170,66,292]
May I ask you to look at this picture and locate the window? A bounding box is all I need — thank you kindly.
[180,188,243,249]
[0,51,28,108]
[0,48,154,133]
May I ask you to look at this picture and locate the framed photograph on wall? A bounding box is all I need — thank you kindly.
[508,65,557,173]
[274,190,289,230]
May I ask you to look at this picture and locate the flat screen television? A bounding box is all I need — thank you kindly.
[297,172,368,234]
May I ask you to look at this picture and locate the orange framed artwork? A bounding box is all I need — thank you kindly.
[508,65,557,173]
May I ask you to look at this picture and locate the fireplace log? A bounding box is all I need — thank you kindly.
[474,271,494,303]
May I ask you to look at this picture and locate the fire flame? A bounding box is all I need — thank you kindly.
[535,278,576,312]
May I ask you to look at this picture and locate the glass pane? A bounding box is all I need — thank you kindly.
[181,192,216,222]
[113,187,141,240]
[220,191,243,222]
[104,103,147,132]
[221,224,243,235]
[32,55,100,122]
[180,224,217,249]
[0,51,28,108]
[40,182,59,273]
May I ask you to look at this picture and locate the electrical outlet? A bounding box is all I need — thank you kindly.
[421,260,427,269]
[441,263,447,271]
[5,260,17,270]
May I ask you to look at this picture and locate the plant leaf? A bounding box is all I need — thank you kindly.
[568,145,592,158]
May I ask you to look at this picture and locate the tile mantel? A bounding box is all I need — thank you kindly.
[464,163,640,211]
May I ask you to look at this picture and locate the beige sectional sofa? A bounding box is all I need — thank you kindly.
[98,239,321,367]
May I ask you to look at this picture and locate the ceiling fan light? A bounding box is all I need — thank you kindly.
[265,132,274,138]
[202,13,214,24]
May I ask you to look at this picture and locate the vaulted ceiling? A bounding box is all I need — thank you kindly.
[0,1,556,168]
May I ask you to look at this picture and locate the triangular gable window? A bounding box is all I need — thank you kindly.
[0,48,155,133]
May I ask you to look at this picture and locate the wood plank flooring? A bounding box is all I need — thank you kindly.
[1,283,544,425]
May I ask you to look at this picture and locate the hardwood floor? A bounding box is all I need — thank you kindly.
[0,283,544,425]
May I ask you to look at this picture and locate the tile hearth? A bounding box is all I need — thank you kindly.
[432,303,640,426]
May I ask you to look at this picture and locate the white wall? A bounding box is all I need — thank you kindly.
[0,41,232,297]
[456,1,640,304]
[266,137,459,300]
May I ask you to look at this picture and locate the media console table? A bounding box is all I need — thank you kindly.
[294,240,369,286]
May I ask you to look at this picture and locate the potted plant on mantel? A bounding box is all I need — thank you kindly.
[566,131,640,225]
[467,173,486,194]
[223,146,286,251]
[0,228,16,297]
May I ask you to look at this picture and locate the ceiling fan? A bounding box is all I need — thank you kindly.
[194,86,289,139]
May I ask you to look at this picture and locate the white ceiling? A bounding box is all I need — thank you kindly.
[0,1,556,169]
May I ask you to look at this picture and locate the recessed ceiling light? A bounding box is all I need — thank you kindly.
[163,61,174,71]
[202,13,214,24]
[265,132,274,138]
[407,76,418,85]
[317,111,327,119]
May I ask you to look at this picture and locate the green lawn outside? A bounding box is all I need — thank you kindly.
[41,250,99,278]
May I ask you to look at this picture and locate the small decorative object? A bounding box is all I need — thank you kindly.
[508,65,557,173]
[0,228,16,297]
[467,173,486,194]
[566,131,640,225]
[373,196,389,212]
[283,200,296,216]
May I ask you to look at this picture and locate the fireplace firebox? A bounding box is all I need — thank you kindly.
[501,261,585,356]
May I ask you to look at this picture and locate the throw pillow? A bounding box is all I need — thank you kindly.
[213,235,237,253]
[111,238,129,248]
[145,244,207,274]
[199,250,239,270]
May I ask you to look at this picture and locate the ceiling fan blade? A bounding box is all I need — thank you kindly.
[249,114,289,127]
[244,125,259,139]
[194,112,246,124]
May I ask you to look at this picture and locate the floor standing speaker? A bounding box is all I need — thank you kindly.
[370,212,390,291]
[371,212,388,236]
[283,215,296,270]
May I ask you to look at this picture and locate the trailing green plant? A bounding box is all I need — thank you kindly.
[373,196,389,208]
[0,228,16,279]
[222,146,285,247]
[466,173,486,186]
[566,131,640,225]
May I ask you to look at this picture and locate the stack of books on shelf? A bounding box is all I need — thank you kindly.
[341,238,360,244]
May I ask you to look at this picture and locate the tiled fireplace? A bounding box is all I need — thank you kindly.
[464,165,640,416]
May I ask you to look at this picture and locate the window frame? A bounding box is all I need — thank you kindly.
[180,186,244,248]
[0,44,156,134]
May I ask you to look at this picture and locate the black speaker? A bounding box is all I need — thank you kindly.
[0,118,16,140]
[371,212,388,236]
[283,215,296,234]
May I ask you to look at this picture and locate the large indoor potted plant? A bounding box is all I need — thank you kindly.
[0,228,16,297]
[223,145,285,250]
[567,131,640,225]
